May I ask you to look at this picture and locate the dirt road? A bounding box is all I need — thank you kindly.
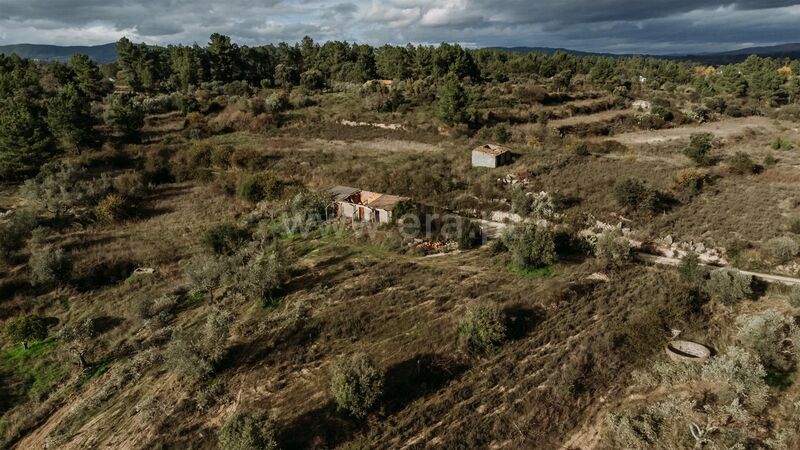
[635,252,800,286]
[609,116,797,145]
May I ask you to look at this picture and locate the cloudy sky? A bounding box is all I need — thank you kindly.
[0,1,799,54]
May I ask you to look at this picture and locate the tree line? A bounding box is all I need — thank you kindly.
[2,34,800,180]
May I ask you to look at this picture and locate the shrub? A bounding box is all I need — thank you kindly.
[673,168,710,194]
[237,173,282,203]
[700,347,769,412]
[105,95,145,142]
[683,132,713,166]
[6,315,48,349]
[736,310,800,371]
[455,219,483,250]
[728,151,756,175]
[501,224,556,270]
[264,92,289,114]
[764,236,800,264]
[202,224,250,255]
[789,285,800,308]
[612,178,659,212]
[458,301,507,355]
[771,137,793,151]
[167,308,232,381]
[330,353,384,418]
[59,318,96,370]
[677,252,704,285]
[789,219,800,235]
[219,411,279,450]
[573,142,590,156]
[20,161,111,216]
[232,242,290,302]
[492,123,511,144]
[705,269,752,304]
[0,208,37,262]
[512,190,556,219]
[594,229,631,267]
[281,190,330,233]
[95,193,126,223]
[29,245,72,286]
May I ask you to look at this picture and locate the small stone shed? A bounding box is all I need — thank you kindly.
[329,186,409,224]
[472,144,512,168]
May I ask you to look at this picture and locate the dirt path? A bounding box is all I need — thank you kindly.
[608,116,797,145]
[549,109,633,128]
[636,252,800,286]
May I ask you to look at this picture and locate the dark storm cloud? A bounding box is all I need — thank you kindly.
[0,0,799,53]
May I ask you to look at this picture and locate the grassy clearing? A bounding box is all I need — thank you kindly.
[508,262,556,278]
[1,338,67,400]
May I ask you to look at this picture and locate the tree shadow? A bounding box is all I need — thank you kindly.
[504,305,547,341]
[93,315,125,334]
[381,353,469,415]
[750,277,769,300]
[279,401,363,450]
[74,259,138,291]
[60,235,118,253]
[0,278,30,303]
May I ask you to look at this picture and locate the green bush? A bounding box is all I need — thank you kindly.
[789,219,800,235]
[237,174,282,203]
[219,411,279,450]
[788,285,800,308]
[728,151,756,175]
[94,193,127,223]
[492,123,511,144]
[202,223,250,255]
[6,315,48,349]
[29,245,72,286]
[0,209,37,262]
[330,353,384,418]
[612,178,659,213]
[166,308,232,381]
[233,242,290,302]
[677,252,704,285]
[705,269,753,305]
[771,137,793,151]
[763,236,799,264]
[501,224,556,270]
[683,132,713,166]
[736,310,800,372]
[104,94,145,142]
[458,300,507,355]
[594,229,632,267]
[455,219,483,250]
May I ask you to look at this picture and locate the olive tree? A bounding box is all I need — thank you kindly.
[501,224,556,270]
[6,315,48,349]
[59,318,96,370]
[458,300,507,355]
[330,353,384,418]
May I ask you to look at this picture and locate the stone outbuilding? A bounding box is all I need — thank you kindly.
[471,144,512,168]
[328,186,409,224]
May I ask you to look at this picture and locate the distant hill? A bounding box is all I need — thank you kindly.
[0,43,117,64]
[492,43,800,64]
[1,41,800,66]
[486,46,623,58]
[685,43,800,65]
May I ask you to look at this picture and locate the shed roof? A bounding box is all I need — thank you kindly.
[366,194,409,211]
[473,144,511,157]
[328,185,361,202]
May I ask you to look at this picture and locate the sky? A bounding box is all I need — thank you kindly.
[0,1,799,54]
